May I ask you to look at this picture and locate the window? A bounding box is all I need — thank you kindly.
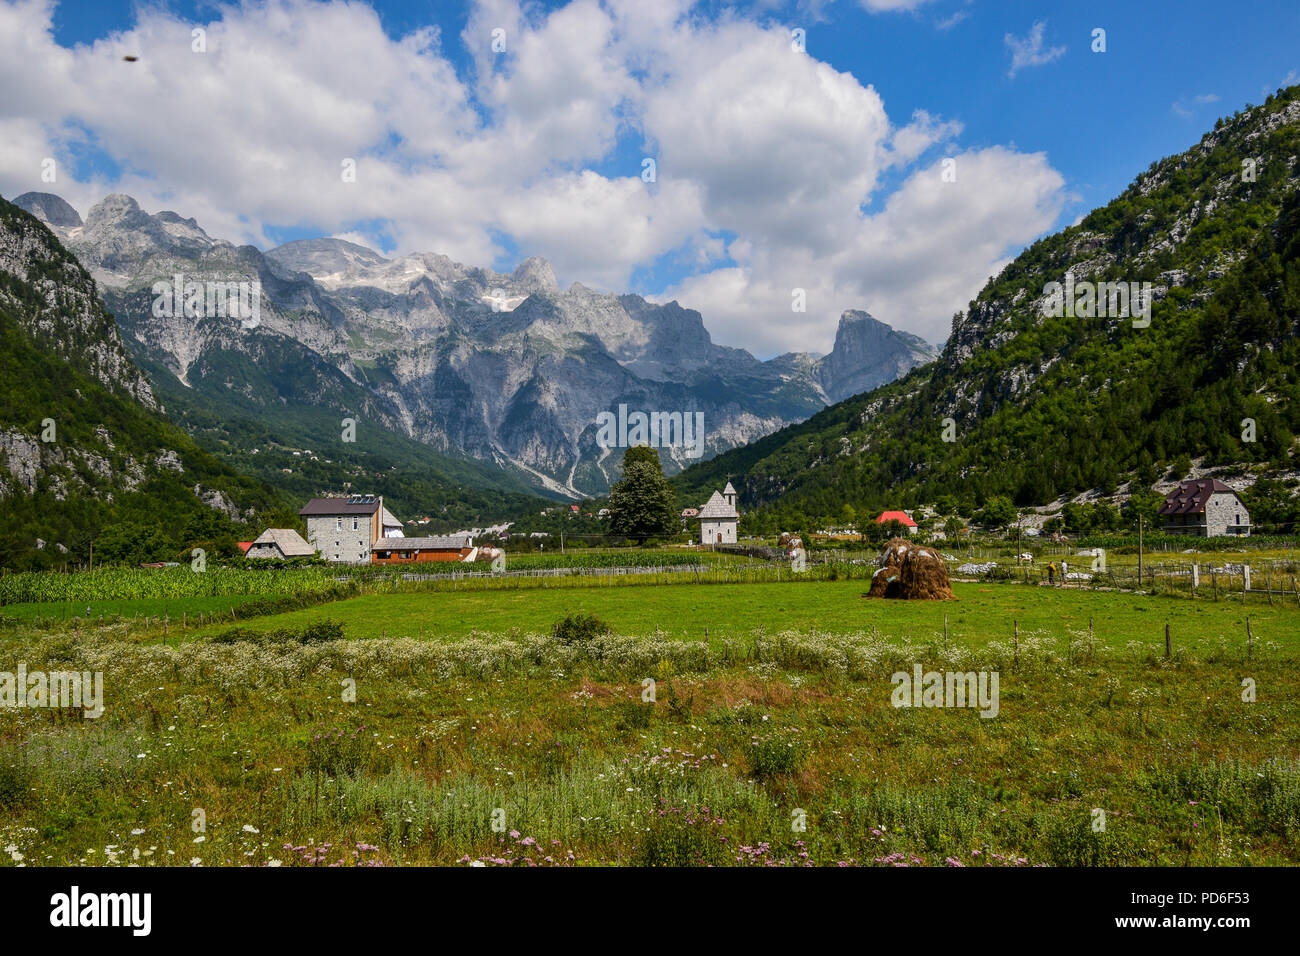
[353,518,358,531]
[336,517,342,530]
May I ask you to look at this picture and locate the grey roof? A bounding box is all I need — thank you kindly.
[300,495,381,516]
[375,536,473,550]
[723,481,737,496]
[380,506,403,528]
[249,528,315,556]
[698,490,738,520]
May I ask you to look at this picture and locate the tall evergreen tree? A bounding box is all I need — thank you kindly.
[608,447,679,543]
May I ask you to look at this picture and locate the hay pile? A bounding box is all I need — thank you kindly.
[867,537,953,600]
[867,536,908,597]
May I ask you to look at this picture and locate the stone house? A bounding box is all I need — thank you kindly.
[1158,479,1251,536]
[246,528,315,560]
[300,494,388,563]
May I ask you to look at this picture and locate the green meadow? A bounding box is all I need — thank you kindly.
[171,579,1299,655]
[1,574,1297,867]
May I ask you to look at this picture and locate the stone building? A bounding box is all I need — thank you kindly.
[1158,479,1251,537]
[246,528,315,559]
[300,494,388,563]
[698,482,739,546]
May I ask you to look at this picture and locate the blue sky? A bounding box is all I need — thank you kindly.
[6,0,1298,356]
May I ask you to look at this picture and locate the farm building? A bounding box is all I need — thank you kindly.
[300,494,388,564]
[371,535,476,564]
[1158,480,1251,537]
[381,506,404,538]
[876,510,918,533]
[246,528,315,560]
[698,482,739,546]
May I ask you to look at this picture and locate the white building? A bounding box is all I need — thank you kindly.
[698,482,739,546]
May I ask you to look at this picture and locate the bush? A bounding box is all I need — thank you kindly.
[208,620,345,645]
[0,758,34,808]
[299,620,345,644]
[551,613,611,645]
[749,732,807,779]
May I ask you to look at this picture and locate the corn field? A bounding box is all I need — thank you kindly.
[0,566,344,604]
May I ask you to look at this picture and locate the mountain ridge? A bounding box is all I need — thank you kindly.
[14,190,937,496]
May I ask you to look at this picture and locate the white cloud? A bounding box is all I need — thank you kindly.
[1004,20,1065,78]
[0,0,1068,359]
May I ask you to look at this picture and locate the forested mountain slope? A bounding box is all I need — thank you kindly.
[675,88,1300,531]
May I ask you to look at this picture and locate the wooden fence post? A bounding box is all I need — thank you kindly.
[1165,622,1171,659]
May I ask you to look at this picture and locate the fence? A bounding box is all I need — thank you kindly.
[957,558,1300,606]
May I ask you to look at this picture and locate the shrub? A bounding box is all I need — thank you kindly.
[749,732,807,779]
[0,758,34,808]
[208,620,345,645]
[551,613,611,645]
[299,620,345,644]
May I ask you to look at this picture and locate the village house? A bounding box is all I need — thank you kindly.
[1158,479,1251,537]
[371,535,476,564]
[698,482,739,546]
[246,528,315,560]
[876,510,918,534]
[300,494,388,564]
[301,494,480,563]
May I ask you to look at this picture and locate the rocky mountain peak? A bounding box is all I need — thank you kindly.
[85,193,148,228]
[12,191,82,229]
[512,255,557,293]
[816,309,939,404]
[266,237,390,277]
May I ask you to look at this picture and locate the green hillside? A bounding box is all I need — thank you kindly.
[676,87,1300,533]
[0,198,279,569]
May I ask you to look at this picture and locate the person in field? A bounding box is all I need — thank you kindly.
[1047,562,1057,586]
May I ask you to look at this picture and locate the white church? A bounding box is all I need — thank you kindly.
[698,482,739,546]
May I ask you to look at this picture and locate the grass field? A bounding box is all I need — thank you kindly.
[146,579,1300,655]
[1,575,1297,867]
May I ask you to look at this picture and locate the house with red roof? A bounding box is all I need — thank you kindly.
[875,510,918,534]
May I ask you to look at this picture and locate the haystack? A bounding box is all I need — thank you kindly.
[867,536,953,600]
[867,536,908,598]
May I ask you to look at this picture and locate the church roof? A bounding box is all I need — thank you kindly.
[698,490,738,520]
[723,481,737,496]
